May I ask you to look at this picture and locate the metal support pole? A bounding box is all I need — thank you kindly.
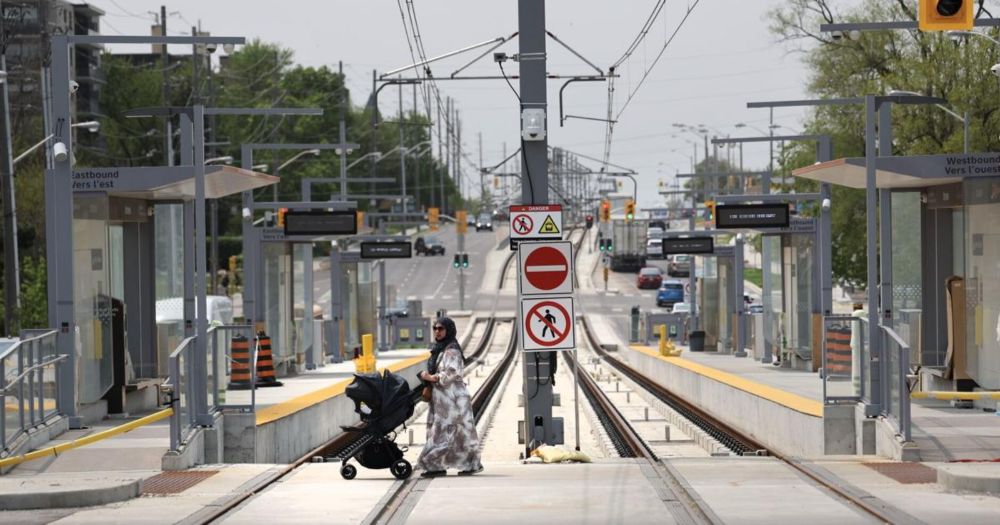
[878,102,893,412]
[240,146,256,329]
[48,37,77,424]
[458,230,466,310]
[1,56,20,335]
[734,235,747,357]
[303,181,316,370]
[864,96,881,414]
[193,104,210,425]
[377,223,388,352]
[518,0,555,455]
[399,80,407,215]
[328,245,343,363]
[180,114,195,338]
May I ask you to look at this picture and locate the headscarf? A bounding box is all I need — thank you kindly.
[428,316,459,375]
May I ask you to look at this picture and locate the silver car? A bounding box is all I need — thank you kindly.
[668,254,691,277]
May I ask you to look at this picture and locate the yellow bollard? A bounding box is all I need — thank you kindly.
[657,325,668,356]
[362,333,376,373]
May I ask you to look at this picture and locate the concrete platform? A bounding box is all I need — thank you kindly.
[0,471,147,511]
[935,462,1000,495]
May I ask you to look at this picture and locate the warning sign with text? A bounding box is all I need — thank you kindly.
[509,204,562,250]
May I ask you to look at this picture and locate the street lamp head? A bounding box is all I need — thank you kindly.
[74,120,101,133]
[307,148,321,156]
[223,43,237,54]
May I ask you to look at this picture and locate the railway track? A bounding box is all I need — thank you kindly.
[198,317,515,525]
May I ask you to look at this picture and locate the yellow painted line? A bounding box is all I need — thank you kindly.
[911,391,1000,400]
[6,400,58,413]
[255,353,430,425]
[631,345,824,418]
[0,408,173,469]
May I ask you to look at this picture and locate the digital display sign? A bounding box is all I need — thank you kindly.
[283,210,357,236]
[662,237,714,255]
[715,204,790,229]
[360,241,412,259]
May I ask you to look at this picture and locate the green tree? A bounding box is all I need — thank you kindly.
[768,0,1000,288]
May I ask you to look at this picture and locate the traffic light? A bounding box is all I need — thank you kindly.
[585,214,593,229]
[600,201,611,222]
[428,207,440,231]
[599,238,613,252]
[456,210,468,234]
[228,255,238,273]
[919,0,974,31]
[453,254,461,268]
[704,200,716,221]
[625,200,635,221]
[277,207,288,227]
[461,253,469,268]
[356,210,365,232]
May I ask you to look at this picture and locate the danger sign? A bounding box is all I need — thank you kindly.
[509,204,562,249]
[518,241,573,296]
[520,296,575,352]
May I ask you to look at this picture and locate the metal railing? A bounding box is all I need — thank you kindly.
[1,330,64,453]
[167,324,258,451]
[881,325,912,442]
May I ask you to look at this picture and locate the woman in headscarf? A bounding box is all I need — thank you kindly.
[415,316,483,477]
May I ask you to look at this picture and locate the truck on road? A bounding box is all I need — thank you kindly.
[609,217,648,272]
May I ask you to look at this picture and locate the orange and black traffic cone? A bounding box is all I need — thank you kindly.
[228,334,253,390]
[255,331,283,387]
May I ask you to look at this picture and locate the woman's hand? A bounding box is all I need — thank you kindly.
[419,371,439,383]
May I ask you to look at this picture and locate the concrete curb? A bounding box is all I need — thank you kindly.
[935,464,1000,495]
[0,476,142,510]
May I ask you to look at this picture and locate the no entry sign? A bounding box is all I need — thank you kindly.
[520,296,576,352]
[518,241,574,296]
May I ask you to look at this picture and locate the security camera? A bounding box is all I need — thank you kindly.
[991,63,1000,77]
[821,198,831,211]
[69,80,79,94]
[830,30,844,41]
[52,141,68,162]
[493,52,508,63]
[206,42,218,54]
[241,207,252,220]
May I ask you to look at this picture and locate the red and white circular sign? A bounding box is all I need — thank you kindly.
[512,214,534,236]
[524,246,569,292]
[525,300,571,348]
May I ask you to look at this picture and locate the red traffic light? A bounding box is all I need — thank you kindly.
[586,214,593,221]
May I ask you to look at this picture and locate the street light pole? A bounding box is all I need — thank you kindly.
[1,56,18,335]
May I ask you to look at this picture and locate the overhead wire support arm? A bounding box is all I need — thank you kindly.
[450,32,520,78]
[381,35,513,78]
[545,31,605,76]
[559,77,607,127]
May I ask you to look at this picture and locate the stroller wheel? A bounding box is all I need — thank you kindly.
[340,464,358,480]
[390,459,413,480]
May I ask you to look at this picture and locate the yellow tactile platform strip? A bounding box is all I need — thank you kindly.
[255,353,429,425]
[630,345,824,418]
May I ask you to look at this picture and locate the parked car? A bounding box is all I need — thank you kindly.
[414,236,445,256]
[670,302,691,314]
[386,298,409,319]
[646,239,663,260]
[668,254,691,277]
[748,304,764,314]
[656,280,685,308]
[636,266,663,289]
[475,212,494,232]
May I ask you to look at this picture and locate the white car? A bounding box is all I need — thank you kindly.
[670,302,691,314]
[646,226,664,239]
[155,296,235,325]
[646,238,663,259]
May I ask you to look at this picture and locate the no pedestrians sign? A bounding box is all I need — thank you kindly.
[509,204,562,249]
[520,296,575,352]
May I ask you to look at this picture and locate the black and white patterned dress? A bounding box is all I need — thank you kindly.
[416,344,482,472]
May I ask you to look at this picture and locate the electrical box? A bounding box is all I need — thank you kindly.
[521,108,546,141]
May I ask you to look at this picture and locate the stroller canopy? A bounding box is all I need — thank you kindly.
[345,369,412,419]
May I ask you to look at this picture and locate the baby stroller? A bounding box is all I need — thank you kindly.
[331,370,421,480]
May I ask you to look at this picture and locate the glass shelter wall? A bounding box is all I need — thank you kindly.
[72,194,113,403]
[762,236,783,357]
[891,192,923,364]
[964,178,1000,389]
[786,235,814,362]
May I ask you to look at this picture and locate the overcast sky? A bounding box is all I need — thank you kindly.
[88,0,813,208]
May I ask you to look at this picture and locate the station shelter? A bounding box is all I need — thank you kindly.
[695,244,738,352]
[245,225,377,372]
[796,153,1000,395]
[51,165,275,417]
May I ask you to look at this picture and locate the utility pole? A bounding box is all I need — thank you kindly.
[444,97,451,214]
[437,95,443,209]
[1,54,19,335]
[161,6,172,167]
[478,132,484,206]
[518,0,556,456]
[398,78,407,215]
[413,82,420,210]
